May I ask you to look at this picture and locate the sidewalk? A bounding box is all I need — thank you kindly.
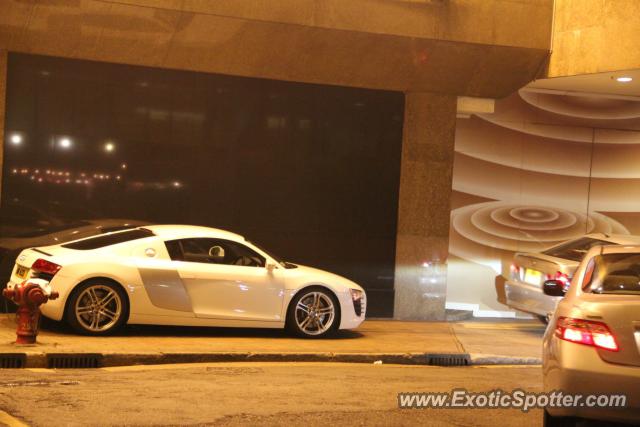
[0,315,545,367]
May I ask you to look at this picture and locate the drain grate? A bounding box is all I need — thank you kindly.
[0,354,26,369]
[427,353,470,367]
[47,354,102,369]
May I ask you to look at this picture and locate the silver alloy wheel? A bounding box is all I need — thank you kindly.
[74,285,122,332]
[294,291,336,336]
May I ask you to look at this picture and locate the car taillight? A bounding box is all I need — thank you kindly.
[510,263,521,280]
[31,258,61,278]
[546,271,572,291]
[555,316,619,351]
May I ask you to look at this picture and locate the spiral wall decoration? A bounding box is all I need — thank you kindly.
[448,88,640,315]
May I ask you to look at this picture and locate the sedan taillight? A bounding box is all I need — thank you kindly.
[554,272,572,291]
[510,263,521,280]
[555,316,619,351]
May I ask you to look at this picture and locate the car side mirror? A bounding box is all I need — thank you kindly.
[543,279,566,297]
[266,263,276,273]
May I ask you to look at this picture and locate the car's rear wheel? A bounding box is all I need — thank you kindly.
[286,287,340,338]
[65,279,128,335]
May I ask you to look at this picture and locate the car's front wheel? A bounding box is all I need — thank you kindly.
[65,279,128,335]
[286,287,340,338]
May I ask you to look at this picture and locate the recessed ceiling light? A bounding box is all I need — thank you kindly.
[616,76,633,83]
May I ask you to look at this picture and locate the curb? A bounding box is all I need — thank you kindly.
[469,354,542,365]
[0,351,541,368]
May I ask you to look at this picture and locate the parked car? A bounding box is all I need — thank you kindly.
[0,200,147,311]
[5,225,367,338]
[504,233,640,322]
[542,244,640,426]
[0,218,146,302]
[0,198,103,237]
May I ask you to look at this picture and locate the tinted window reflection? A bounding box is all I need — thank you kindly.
[1,53,404,316]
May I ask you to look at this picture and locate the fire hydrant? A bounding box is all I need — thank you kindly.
[2,280,59,345]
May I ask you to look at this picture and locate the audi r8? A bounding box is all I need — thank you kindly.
[6,225,366,338]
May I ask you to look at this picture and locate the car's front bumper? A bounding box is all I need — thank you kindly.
[544,337,640,423]
[338,290,366,330]
[504,279,561,317]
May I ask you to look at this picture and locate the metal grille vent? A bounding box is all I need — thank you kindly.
[427,354,470,367]
[0,354,26,369]
[47,354,102,369]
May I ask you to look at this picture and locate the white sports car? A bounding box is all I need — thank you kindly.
[6,225,366,338]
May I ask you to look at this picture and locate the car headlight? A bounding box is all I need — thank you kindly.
[350,288,363,301]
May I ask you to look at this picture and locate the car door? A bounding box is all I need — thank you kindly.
[165,238,285,322]
[130,237,196,317]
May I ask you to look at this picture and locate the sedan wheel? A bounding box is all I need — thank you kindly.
[66,281,128,335]
[287,287,340,338]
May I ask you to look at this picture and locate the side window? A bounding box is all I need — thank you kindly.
[165,240,184,261]
[164,238,265,267]
[225,241,266,267]
[581,257,597,291]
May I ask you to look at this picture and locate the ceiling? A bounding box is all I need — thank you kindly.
[527,69,640,97]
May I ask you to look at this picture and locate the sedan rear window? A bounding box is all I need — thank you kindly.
[543,237,613,262]
[584,253,640,295]
[62,228,155,250]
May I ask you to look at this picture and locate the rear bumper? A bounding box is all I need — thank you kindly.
[544,337,640,423]
[6,276,66,321]
[504,279,560,317]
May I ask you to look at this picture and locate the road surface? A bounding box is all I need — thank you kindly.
[1,362,544,426]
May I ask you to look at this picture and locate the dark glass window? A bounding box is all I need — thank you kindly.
[2,53,404,316]
[585,253,640,295]
[62,228,154,250]
[165,238,265,267]
[543,237,613,262]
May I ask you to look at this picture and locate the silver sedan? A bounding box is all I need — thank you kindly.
[504,233,640,322]
[542,244,640,426]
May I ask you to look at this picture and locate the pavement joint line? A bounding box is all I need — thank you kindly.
[0,409,29,427]
[448,323,466,353]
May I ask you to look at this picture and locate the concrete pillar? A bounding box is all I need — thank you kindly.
[393,92,457,320]
[0,49,6,201]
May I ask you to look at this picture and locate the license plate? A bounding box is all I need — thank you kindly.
[15,265,29,279]
[524,268,542,285]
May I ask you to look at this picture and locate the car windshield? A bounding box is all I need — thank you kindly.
[583,252,640,296]
[248,241,297,269]
[543,237,613,262]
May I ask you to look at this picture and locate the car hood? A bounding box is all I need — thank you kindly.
[286,263,364,293]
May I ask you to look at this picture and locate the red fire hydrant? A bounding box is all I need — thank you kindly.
[3,280,59,345]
